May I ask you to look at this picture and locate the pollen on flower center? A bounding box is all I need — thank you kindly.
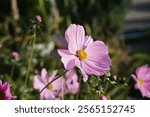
[47,84,53,90]
[77,49,87,60]
[138,79,144,85]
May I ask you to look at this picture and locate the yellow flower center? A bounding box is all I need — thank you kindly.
[77,49,87,60]
[138,79,144,85]
[47,84,53,90]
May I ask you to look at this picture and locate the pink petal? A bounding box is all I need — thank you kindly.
[143,81,150,91]
[135,80,150,98]
[40,90,46,99]
[75,59,88,82]
[66,69,78,81]
[33,75,45,90]
[83,41,111,75]
[139,86,150,97]
[65,24,85,54]
[65,69,79,94]
[41,68,48,79]
[0,80,2,85]
[100,95,107,100]
[82,57,111,76]
[44,90,56,100]
[145,71,150,79]
[2,82,10,91]
[48,70,58,82]
[52,77,64,91]
[134,83,140,89]
[68,82,79,94]
[85,41,109,57]
[58,49,76,70]
[40,89,56,100]
[136,65,149,80]
[131,74,137,81]
[83,36,93,49]
[81,69,88,82]
[81,60,107,76]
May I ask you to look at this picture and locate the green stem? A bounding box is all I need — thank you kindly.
[104,80,109,93]
[39,70,67,94]
[25,27,36,85]
[10,63,15,79]
[75,75,82,100]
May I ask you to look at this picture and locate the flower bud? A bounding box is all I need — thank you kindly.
[112,75,117,81]
[99,95,107,100]
[11,51,19,60]
[35,15,42,23]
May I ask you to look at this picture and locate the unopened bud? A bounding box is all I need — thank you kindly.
[35,15,42,23]
[11,51,19,60]
[99,95,107,100]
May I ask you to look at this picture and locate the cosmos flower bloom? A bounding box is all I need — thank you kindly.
[58,24,111,82]
[11,51,19,60]
[33,68,64,100]
[64,69,79,94]
[0,80,16,100]
[132,65,150,98]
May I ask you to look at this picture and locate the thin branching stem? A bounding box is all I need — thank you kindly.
[25,25,36,85]
[39,70,67,94]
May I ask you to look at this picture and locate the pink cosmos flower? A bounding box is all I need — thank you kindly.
[64,69,79,94]
[0,80,16,100]
[33,68,64,100]
[58,69,79,97]
[132,65,150,98]
[11,51,19,60]
[58,24,111,82]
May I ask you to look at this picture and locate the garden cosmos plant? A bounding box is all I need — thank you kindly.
[132,65,150,98]
[58,24,112,82]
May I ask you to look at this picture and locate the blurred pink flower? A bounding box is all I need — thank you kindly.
[58,24,111,82]
[112,75,117,81]
[35,15,42,23]
[0,80,16,100]
[0,43,2,48]
[11,51,19,60]
[33,68,64,100]
[99,95,107,100]
[132,65,150,98]
[64,69,79,94]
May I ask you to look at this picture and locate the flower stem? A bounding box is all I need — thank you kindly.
[10,63,15,79]
[104,80,109,92]
[39,70,67,94]
[25,25,36,85]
